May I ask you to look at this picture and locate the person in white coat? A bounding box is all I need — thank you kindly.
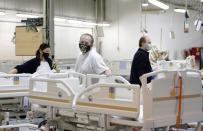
[75,33,112,75]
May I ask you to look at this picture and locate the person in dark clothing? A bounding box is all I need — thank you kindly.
[130,36,153,86]
[9,43,59,74]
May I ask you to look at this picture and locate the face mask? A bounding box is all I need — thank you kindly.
[79,43,91,53]
[147,44,152,51]
[43,52,49,59]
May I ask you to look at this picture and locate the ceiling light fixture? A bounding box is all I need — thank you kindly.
[97,23,110,27]
[174,8,186,13]
[67,19,110,27]
[142,3,149,7]
[148,0,169,10]
[67,19,96,26]
[16,13,39,18]
[54,17,66,22]
[0,11,5,16]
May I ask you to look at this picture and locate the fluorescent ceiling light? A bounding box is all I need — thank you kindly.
[142,3,149,7]
[67,19,97,26]
[16,13,39,18]
[174,9,186,13]
[67,19,84,24]
[148,0,169,10]
[55,18,110,27]
[0,11,5,16]
[54,17,66,22]
[97,23,110,27]
[84,22,97,26]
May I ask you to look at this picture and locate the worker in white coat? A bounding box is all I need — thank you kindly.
[75,33,112,75]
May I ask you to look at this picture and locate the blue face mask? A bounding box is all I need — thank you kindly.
[147,44,152,51]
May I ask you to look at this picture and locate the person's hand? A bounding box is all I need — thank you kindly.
[8,69,17,74]
[55,68,60,73]
[104,69,112,77]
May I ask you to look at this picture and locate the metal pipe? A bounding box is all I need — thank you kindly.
[43,0,47,43]
[49,0,55,56]
[0,123,39,129]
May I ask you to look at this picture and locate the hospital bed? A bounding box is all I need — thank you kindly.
[28,69,203,131]
[0,72,73,127]
[156,57,195,71]
[29,73,133,130]
[0,73,31,98]
[29,72,86,117]
[29,73,130,110]
[0,73,32,125]
[140,69,203,130]
[55,58,76,72]
[106,59,132,81]
[72,69,203,131]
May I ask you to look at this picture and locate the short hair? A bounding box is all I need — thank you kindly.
[139,36,147,47]
[81,33,94,44]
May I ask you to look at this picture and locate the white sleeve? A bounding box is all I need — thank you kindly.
[93,55,109,74]
[75,54,81,72]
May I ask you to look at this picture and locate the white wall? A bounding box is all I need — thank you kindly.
[55,26,93,59]
[0,23,93,61]
[0,0,95,61]
[0,13,34,61]
[145,9,203,60]
[0,13,93,60]
[101,0,203,61]
[0,0,202,61]
[101,0,142,60]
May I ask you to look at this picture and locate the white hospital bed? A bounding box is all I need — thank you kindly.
[29,73,130,108]
[141,69,203,130]
[86,74,132,100]
[73,83,140,130]
[156,59,195,71]
[29,72,86,117]
[29,73,133,130]
[0,73,32,125]
[0,73,31,98]
[74,69,203,131]
[28,69,203,131]
[107,60,132,76]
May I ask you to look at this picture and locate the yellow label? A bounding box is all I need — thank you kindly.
[109,93,115,98]
[13,76,19,85]
[14,80,19,85]
[109,87,115,98]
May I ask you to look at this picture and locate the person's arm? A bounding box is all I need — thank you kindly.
[93,55,111,76]
[8,69,18,74]
[10,58,37,74]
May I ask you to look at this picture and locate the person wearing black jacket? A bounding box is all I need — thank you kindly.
[9,43,59,74]
[130,36,153,86]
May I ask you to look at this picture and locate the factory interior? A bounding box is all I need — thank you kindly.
[0,0,203,130]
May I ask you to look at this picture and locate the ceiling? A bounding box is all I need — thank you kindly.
[142,0,203,13]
